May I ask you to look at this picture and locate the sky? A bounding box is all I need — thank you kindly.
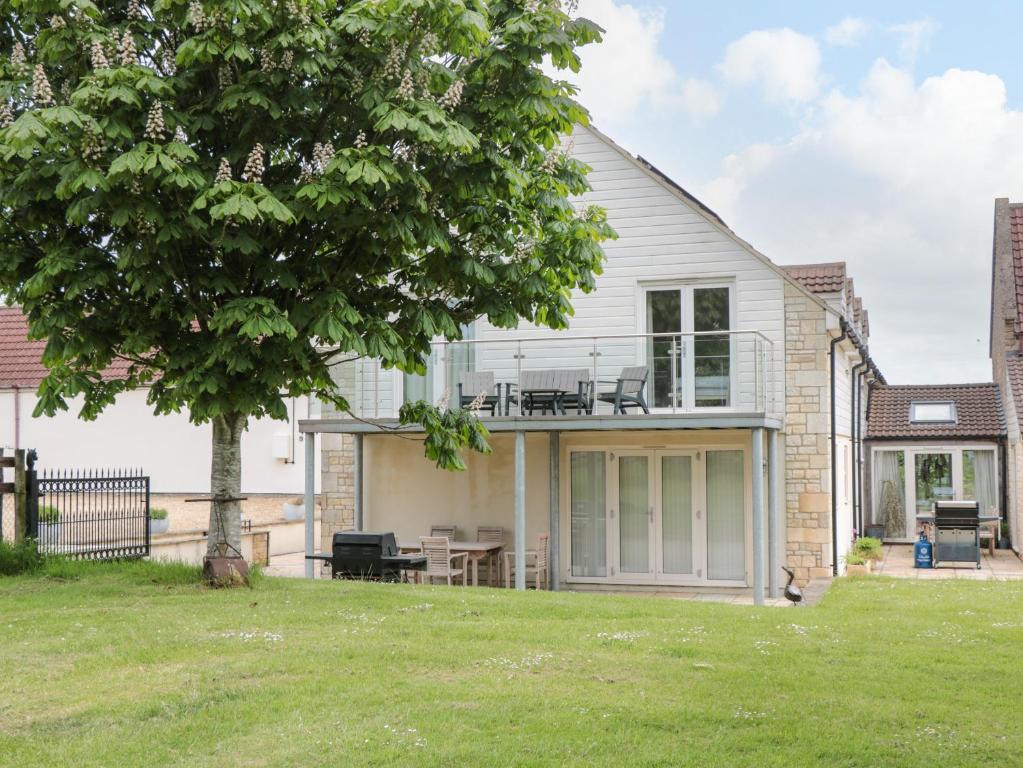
[559,0,1023,384]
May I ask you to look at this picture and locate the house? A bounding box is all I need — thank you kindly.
[299,125,882,600]
[0,306,319,537]
[863,383,1005,542]
[990,198,1023,551]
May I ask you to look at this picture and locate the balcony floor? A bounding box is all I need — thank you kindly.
[301,411,782,434]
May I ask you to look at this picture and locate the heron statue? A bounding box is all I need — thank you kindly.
[781,567,803,607]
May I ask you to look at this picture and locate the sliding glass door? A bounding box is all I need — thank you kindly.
[644,284,733,410]
[568,447,747,584]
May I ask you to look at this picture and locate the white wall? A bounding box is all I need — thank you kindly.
[0,388,319,495]
[359,125,789,417]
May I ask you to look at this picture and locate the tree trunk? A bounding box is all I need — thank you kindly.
[206,413,247,559]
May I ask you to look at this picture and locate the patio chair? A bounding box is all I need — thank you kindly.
[504,533,550,590]
[595,366,650,414]
[457,371,501,416]
[430,525,457,540]
[476,525,505,586]
[420,536,469,586]
[554,369,595,415]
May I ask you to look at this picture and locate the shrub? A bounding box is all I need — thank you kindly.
[843,551,867,566]
[853,536,883,561]
[150,507,169,521]
[0,538,44,576]
[38,505,59,524]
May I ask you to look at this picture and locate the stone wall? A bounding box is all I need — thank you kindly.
[319,432,356,555]
[783,282,833,584]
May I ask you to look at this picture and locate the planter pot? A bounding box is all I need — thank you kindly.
[283,503,305,522]
[37,521,60,546]
[998,537,1011,550]
[150,517,170,535]
[846,562,871,576]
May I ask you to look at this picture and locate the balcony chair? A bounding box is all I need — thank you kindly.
[554,369,595,415]
[476,525,505,586]
[504,533,550,590]
[420,536,469,586]
[457,371,502,416]
[595,366,650,414]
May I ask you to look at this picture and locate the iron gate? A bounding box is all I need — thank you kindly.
[33,469,150,560]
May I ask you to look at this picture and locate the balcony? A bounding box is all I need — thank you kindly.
[323,331,780,432]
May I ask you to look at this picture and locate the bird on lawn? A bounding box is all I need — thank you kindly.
[782,567,803,607]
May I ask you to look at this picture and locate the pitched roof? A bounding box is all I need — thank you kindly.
[866,383,1005,440]
[781,262,847,294]
[0,307,131,389]
[1005,355,1023,431]
[1010,204,1023,336]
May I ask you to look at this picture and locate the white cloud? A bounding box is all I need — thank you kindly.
[889,19,938,62]
[699,60,1023,383]
[719,28,822,104]
[825,17,870,47]
[556,1,722,125]
[680,78,722,118]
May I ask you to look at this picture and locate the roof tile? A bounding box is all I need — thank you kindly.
[0,307,131,388]
[866,383,1005,440]
[781,262,847,294]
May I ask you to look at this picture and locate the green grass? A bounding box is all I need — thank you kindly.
[1,562,1022,767]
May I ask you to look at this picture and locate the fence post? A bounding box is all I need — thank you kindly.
[13,449,27,542]
[25,450,39,540]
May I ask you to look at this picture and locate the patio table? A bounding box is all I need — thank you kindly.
[399,540,504,586]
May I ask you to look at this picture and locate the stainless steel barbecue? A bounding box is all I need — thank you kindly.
[932,501,981,569]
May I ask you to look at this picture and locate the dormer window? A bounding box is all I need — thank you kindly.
[910,401,957,424]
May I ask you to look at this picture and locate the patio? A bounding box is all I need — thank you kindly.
[874,544,1023,579]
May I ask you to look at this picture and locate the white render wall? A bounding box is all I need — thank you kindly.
[0,388,319,495]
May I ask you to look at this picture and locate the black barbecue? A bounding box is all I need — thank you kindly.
[932,501,981,569]
[306,532,427,581]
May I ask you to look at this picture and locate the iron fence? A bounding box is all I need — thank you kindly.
[33,468,150,560]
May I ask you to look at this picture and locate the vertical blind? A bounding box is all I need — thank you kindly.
[661,455,693,574]
[618,455,650,574]
[570,452,606,577]
[706,450,745,581]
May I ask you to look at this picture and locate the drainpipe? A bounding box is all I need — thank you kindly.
[851,361,867,536]
[13,385,20,450]
[830,323,849,576]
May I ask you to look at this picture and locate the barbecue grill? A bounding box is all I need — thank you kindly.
[306,532,427,581]
[932,501,981,569]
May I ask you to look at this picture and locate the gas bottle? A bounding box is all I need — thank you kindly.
[914,533,933,569]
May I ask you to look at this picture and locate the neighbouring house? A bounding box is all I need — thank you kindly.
[0,306,320,541]
[863,383,1005,542]
[990,198,1023,551]
[300,125,883,599]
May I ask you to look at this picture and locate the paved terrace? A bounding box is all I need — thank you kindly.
[876,544,1023,580]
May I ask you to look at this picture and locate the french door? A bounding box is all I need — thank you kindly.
[645,284,733,410]
[571,448,746,584]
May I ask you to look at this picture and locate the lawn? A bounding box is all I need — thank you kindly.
[1,562,1021,767]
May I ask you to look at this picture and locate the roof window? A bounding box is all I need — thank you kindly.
[910,401,957,424]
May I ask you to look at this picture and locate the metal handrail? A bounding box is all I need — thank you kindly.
[440,329,773,346]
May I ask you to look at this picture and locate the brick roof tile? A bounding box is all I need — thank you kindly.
[866,383,1005,440]
[781,262,847,294]
[0,306,131,388]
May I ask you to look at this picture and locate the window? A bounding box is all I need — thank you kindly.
[644,284,733,409]
[910,402,956,423]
